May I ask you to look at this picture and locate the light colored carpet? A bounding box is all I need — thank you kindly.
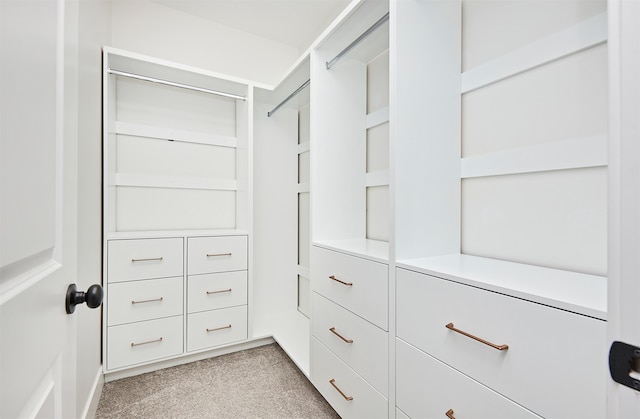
[95,343,340,419]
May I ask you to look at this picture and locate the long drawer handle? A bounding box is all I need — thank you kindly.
[445,409,456,419]
[329,379,353,401]
[206,252,232,257]
[206,288,232,295]
[131,337,163,347]
[329,275,353,286]
[131,257,163,263]
[207,324,232,333]
[131,297,164,304]
[329,327,353,344]
[445,323,509,351]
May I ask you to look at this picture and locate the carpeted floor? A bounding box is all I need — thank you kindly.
[95,343,339,419]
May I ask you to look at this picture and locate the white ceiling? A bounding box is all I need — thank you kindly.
[152,0,353,52]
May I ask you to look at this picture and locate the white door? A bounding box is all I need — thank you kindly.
[1,0,82,417]
[608,0,640,417]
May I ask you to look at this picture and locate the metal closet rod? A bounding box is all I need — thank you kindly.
[107,68,246,101]
[267,79,311,117]
[326,12,390,70]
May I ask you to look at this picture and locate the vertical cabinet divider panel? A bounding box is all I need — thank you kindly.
[102,47,252,377]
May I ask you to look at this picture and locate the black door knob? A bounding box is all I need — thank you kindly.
[66,283,103,314]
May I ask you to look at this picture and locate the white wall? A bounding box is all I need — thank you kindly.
[110,0,300,87]
[77,0,111,416]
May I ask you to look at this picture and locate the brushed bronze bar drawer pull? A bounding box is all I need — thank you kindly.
[446,323,509,351]
[206,252,232,257]
[329,379,353,401]
[131,337,163,347]
[131,257,163,262]
[329,275,353,286]
[329,327,353,344]
[206,288,232,295]
[131,297,163,304]
[445,409,456,419]
[206,324,232,333]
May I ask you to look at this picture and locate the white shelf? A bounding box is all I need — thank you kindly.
[397,254,606,320]
[115,121,237,148]
[314,238,389,264]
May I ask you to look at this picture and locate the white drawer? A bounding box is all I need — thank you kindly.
[107,315,183,370]
[108,238,183,283]
[107,276,183,326]
[312,246,388,330]
[311,338,387,419]
[187,305,247,352]
[187,236,247,275]
[396,339,542,419]
[396,268,606,419]
[187,271,247,313]
[312,292,388,396]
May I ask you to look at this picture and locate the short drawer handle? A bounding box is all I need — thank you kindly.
[206,252,232,257]
[445,409,456,419]
[206,324,232,333]
[131,257,163,263]
[329,327,353,344]
[206,288,232,295]
[131,337,163,347]
[329,275,353,286]
[446,323,509,351]
[329,379,353,401]
[131,297,163,304]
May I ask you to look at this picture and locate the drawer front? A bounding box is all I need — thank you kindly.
[187,236,247,275]
[107,315,183,370]
[396,339,542,419]
[312,246,388,330]
[187,271,247,313]
[312,292,388,396]
[396,268,606,419]
[108,276,183,326]
[108,238,183,283]
[187,305,247,352]
[311,338,387,419]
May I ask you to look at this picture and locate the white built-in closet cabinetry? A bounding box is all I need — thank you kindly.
[102,48,253,375]
[304,0,608,418]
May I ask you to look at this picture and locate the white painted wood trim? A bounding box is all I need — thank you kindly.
[461,12,607,94]
[298,142,310,154]
[366,106,390,129]
[297,265,310,279]
[460,135,607,178]
[297,183,311,193]
[114,173,237,191]
[366,170,390,187]
[80,367,104,419]
[115,121,237,148]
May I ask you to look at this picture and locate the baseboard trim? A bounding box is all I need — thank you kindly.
[103,337,275,382]
[81,366,104,419]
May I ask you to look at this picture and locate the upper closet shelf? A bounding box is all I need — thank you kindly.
[461,12,607,94]
[397,254,606,321]
[115,121,238,149]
